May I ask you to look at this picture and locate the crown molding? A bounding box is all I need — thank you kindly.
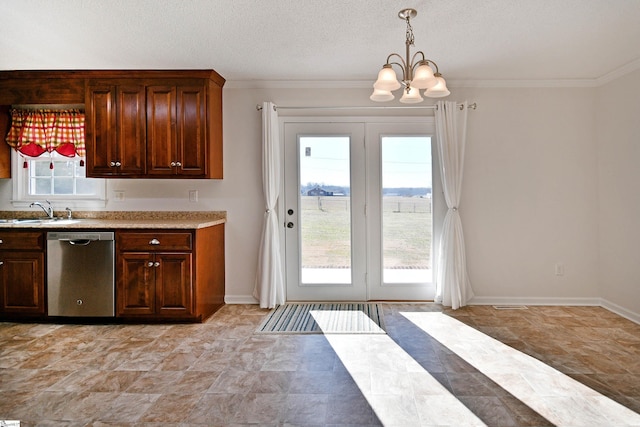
[447,79,597,88]
[225,78,599,89]
[596,57,640,86]
[226,58,640,90]
[224,80,373,89]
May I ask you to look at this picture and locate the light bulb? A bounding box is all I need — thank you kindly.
[373,65,401,91]
[399,86,423,104]
[411,62,437,89]
[370,88,395,102]
[424,74,450,98]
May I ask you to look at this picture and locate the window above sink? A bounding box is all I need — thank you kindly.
[11,150,106,209]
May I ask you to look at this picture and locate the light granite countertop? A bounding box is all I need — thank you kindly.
[0,211,226,230]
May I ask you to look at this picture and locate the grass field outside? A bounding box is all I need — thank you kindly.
[300,195,432,270]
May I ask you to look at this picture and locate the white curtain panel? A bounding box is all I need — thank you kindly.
[434,100,474,309]
[253,101,285,308]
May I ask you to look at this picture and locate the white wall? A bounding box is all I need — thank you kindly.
[2,82,636,316]
[456,86,600,303]
[596,69,640,317]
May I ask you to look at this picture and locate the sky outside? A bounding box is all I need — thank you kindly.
[299,136,432,189]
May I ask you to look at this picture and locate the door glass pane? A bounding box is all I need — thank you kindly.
[381,136,432,283]
[299,136,351,284]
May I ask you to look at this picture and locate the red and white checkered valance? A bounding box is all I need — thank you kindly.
[6,109,85,158]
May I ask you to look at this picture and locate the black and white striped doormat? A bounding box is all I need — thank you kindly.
[256,303,386,334]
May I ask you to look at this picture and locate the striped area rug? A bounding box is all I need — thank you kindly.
[256,303,386,334]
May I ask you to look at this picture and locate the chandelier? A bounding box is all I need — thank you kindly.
[370,8,450,103]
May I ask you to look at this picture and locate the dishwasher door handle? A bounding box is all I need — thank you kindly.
[67,239,93,246]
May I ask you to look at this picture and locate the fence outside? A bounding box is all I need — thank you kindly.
[300,196,432,269]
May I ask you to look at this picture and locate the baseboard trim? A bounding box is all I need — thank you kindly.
[600,298,640,325]
[468,296,639,325]
[225,294,640,325]
[224,294,259,304]
[468,296,601,306]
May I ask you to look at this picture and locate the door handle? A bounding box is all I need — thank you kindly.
[286,222,294,229]
[149,238,160,245]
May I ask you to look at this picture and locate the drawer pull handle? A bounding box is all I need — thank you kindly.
[149,238,160,245]
[147,261,154,267]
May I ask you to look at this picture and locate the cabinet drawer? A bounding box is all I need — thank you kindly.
[117,232,192,251]
[0,232,44,250]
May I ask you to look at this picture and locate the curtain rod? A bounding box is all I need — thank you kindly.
[256,102,476,111]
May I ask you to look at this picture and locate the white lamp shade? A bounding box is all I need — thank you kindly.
[399,86,423,104]
[373,65,401,91]
[411,63,437,89]
[370,88,395,102]
[424,75,450,98]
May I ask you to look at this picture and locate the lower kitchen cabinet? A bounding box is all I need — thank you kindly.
[116,225,224,321]
[0,231,45,318]
[118,252,193,317]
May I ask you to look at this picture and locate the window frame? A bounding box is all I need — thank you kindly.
[10,150,107,209]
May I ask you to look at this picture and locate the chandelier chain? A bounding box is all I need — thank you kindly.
[405,16,415,46]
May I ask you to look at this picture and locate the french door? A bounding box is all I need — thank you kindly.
[283,119,436,301]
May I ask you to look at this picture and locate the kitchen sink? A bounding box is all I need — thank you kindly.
[0,217,82,224]
[45,219,82,225]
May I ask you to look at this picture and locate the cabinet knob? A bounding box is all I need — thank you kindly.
[0,261,3,266]
[154,261,160,268]
[109,161,116,167]
[149,238,160,245]
[147,261,154,267]
[0,239,3,244]
[175,161,182,167]
[115,161,122,167]
[170,161,176,167]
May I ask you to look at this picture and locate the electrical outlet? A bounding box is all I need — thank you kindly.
[189,190,198,202]
[555,263,565,276]
[114,190,125,201]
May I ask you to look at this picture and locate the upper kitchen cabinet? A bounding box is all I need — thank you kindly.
[84,71,224,179]
[0,70,225,180]
[85,83,147,177]
[146,84,208,177]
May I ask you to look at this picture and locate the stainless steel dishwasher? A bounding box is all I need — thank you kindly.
[47,231,115,317]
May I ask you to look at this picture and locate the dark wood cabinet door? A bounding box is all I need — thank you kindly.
[146,86,177,176]
[86,85,117,176]
[116,252,155,316]
[155,253,193,317]
[86,84,146,177]
[0,252,45,316]
[176,86,207,176]
[146,84,207,177]
[116,85,147,176]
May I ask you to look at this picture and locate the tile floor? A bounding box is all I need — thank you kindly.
[0,304,638,426]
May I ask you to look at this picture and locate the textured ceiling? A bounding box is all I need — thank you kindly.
[1,0,640,84]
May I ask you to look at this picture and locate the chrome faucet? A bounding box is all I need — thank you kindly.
[30,200,54,219]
